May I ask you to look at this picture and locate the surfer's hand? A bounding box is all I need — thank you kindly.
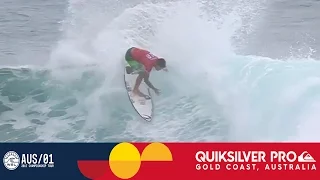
[154,88,161,95]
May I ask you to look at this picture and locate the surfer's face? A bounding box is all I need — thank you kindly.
[155,65,163,71]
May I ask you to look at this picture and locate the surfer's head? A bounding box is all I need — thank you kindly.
[155,58,166,71]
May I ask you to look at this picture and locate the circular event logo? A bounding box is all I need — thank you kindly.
[3,151,20,170]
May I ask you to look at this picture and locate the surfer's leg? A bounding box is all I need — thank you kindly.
[125,59,143,74]
[125,48,143,74]
[126,60,142,74]
[125,49,133,74]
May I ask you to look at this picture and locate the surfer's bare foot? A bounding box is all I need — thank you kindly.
[133,89,147,97]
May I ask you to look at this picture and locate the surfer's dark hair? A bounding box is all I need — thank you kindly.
[157,58,166,68]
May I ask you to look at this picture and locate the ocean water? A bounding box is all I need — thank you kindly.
[0,0,320,142]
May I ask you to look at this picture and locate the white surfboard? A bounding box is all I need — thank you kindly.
[124,66,153,122]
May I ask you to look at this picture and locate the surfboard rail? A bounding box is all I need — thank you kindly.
[124,68,154,122]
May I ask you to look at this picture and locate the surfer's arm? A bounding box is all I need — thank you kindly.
[143,73,157,90]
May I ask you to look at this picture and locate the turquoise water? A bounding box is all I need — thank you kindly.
[1,55,320,142]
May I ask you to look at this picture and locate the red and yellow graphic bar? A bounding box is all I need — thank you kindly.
[78,143,320,180]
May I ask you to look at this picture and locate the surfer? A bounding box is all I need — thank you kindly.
[125,47,167,97]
